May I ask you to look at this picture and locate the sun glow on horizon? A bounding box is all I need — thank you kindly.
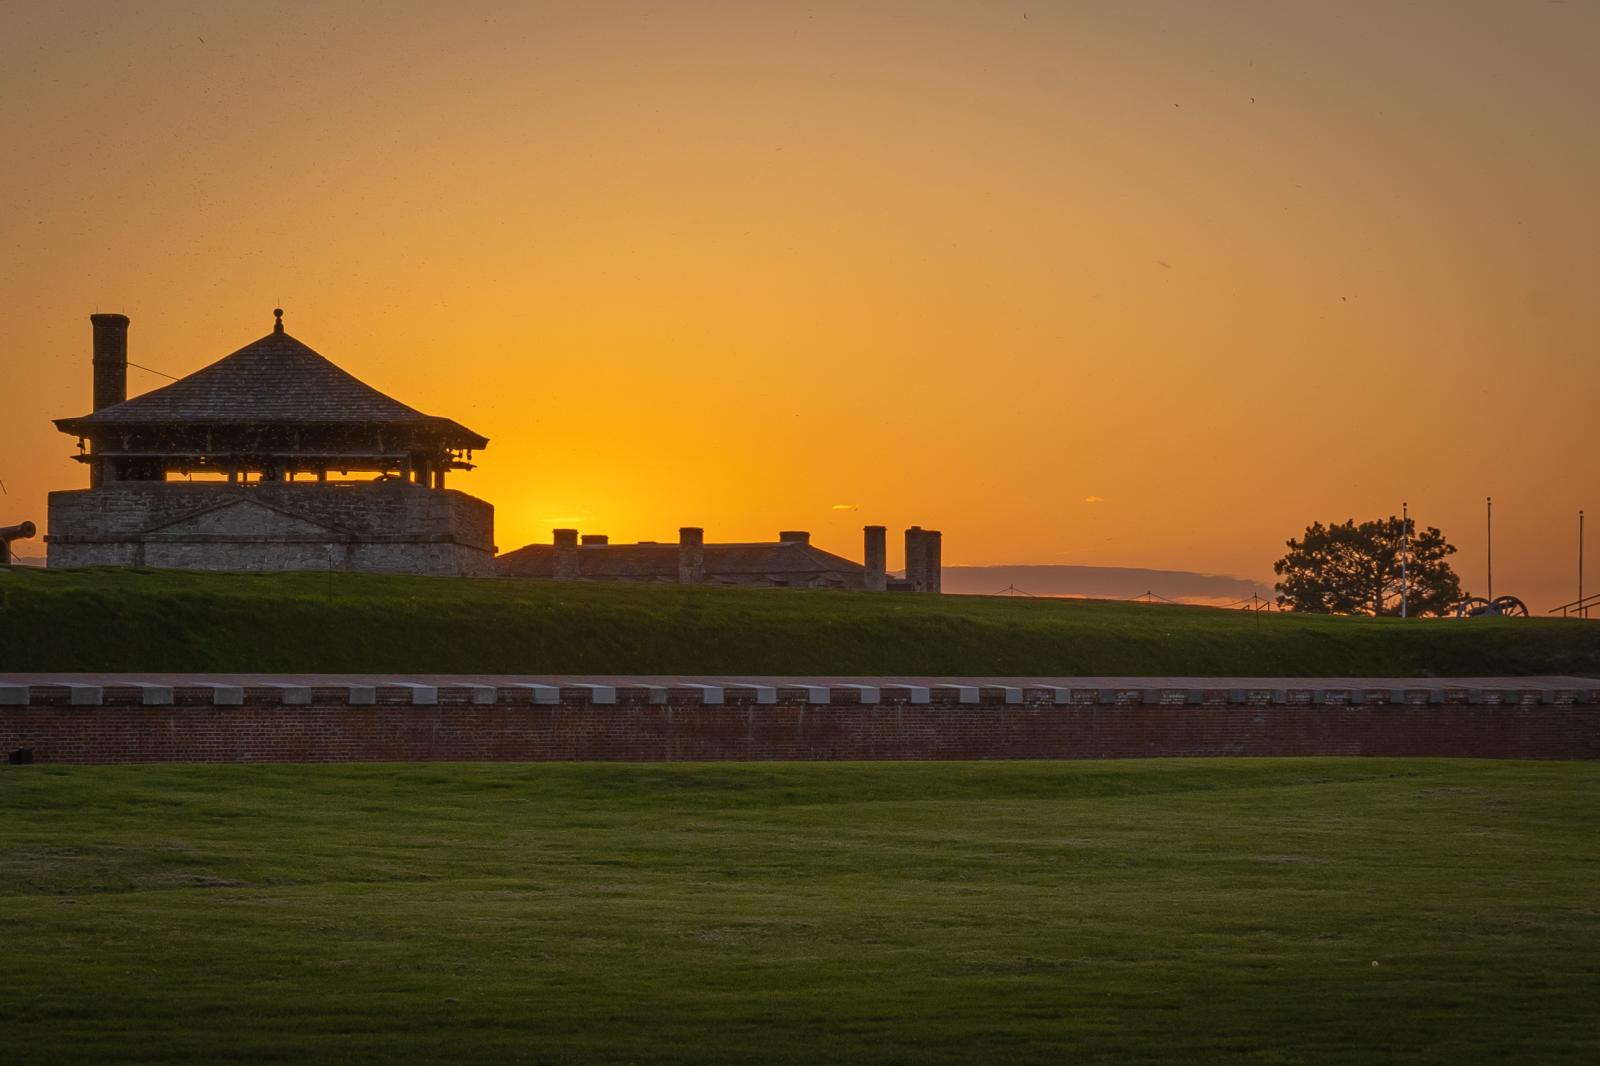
[2,3,1596,605]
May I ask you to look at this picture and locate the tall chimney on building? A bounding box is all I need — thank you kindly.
[922,528,943,594]
[778,530,810,545]
[553,529,579,581]
[678,527,705,584]
[91,313,129,412]
[905,527,928,592]
[863,525,887,592]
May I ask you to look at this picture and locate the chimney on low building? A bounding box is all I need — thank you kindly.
[922,528,943,594]
[553,529,579,580]
[863,525,887,592]
[580,534,609,545]
[678,527,705,584]
[905,526,928,593]
[778,530,810,544]
[902,526,943,593]
[91,313,129,413]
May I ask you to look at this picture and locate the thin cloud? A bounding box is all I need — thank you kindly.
[831,503,858,510]
[1084,495,1105,504]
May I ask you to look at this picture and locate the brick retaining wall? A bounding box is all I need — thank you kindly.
[3,679,1596,764]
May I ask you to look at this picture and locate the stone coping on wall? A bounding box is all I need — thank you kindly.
[3,674,1598,709]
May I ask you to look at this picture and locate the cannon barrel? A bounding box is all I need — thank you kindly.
[1,520,37,565]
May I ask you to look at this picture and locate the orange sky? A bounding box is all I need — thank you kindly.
[3,2,1596,610]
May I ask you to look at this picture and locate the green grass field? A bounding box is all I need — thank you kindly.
[3,567,1598,675]
[2,760,1596,1063]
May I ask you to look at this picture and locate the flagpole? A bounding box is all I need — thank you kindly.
[1400,501,1409,619]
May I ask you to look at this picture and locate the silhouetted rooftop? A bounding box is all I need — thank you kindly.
[56,327,487,450]
[497,540,866,581]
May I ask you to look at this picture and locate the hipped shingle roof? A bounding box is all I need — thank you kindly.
[56,329,487,449]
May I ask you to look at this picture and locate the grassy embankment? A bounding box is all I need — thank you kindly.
[2,759,1597,1064]
[1,566,1597,675]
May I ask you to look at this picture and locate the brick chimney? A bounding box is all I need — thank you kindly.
[905,527,928,593]
[922,528,943,594]
[778,530,810,544]
[678,527,705,584]
[87,313,130,487]
[91,313,129,413]
[553,529,579,580]
[863,525,887,592]
[580,534,609,545]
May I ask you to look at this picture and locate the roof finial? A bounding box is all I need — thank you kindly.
[273,307,284,334]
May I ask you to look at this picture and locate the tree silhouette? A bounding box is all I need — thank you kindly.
[1273,516,1463,616]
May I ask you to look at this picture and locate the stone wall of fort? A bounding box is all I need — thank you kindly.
[46,482,493,577]
[3,680,1594,764]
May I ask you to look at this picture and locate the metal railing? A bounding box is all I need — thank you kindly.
[1548,592,1600,619]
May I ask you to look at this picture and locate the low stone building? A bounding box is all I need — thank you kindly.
[495,525,943,592]
[47,311,494,576]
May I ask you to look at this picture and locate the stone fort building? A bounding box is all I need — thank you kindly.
[47,311,494,576]
[495,525,943,592]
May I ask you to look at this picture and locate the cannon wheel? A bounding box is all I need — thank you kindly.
[1490,595,1529,617]
[1456,595,1529,618]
